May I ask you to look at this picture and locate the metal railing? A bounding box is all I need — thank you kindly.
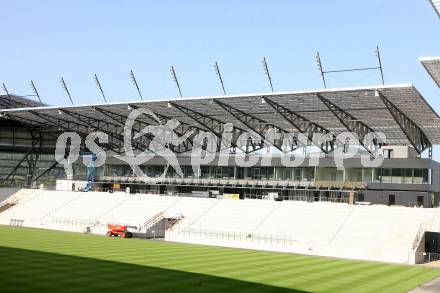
[144,212,164,229]
[9,219,24,227]
[174,228,298,246]
[50,217,107,230]
[412,223,440,251]
[96,176,367,189]
[415,252,440,263]
[412,224,425,250]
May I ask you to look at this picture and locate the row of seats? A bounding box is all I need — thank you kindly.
[98,176,318,188]
[1,189,440,263]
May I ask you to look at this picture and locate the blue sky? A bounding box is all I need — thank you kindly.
[0,0,439,106]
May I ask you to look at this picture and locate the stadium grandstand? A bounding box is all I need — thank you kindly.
[2,80,440,265]
[2,0,440,278]
[1,84,440,207]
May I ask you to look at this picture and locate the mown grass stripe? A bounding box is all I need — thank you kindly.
[1,226,440,293]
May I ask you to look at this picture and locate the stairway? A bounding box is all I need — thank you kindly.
[327,205,357,245]
[0,202,16,213]
[144,212,165,230]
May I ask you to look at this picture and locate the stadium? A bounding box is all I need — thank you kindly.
[2,1,440,292]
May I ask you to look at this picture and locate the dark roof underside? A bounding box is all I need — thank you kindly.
[1,84,440,147]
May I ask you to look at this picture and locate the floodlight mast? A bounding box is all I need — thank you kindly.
[2,83,12,101]
[262,57,274,92]
[170,66,183,98]
[375,46,385,85]
[316,47,385,88]
[60,77,74,105]
[129,70,143,101]
[30,80,43,104]
[93,74,108,103]
[316,52,327,89]
[214,61,227,95]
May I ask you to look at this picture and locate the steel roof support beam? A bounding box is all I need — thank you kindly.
[127,104,199,154]
[58,109,147,153]
[3,113,54,130]
[0,96,29,109]
[29,110,86,134]
[93,106,162,148]
[93,106,191,153]
[316,93,379,155]
[213,99,298,152]
[27,110,121,153]
[0,97,15,108]
[168,102,263,153]
[31,160,59,183]
[263,96,337,154]
[92,106,161,151]
[377,91,431,154]
[94,105,197,154]
[5,131,41,182]
[96,106,191,153]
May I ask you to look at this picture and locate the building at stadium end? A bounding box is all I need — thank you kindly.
[1,84,440,208]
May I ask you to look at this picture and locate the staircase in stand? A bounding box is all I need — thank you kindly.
[251,201,282,234]
[167,215,184,231]
[0,202,17,213]
[144,212,165,230]
[327,205,357,245]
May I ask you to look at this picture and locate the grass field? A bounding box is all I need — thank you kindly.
[0,226,439,292]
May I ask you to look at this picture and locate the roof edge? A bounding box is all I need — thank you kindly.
[0,83,414,113]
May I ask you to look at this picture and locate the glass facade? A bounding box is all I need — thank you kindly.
[98,164,431,185]
[373,168,430,184]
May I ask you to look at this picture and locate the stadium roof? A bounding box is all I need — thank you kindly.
[1,84,439,154]
[0,94,45,109]
[429,0,440,17]
[420,57,440,88]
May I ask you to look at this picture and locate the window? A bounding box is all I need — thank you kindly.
[252,168,261,179]
[413,169,429,184]
[266,167,275,179]
[363,168,373,183]
[276,167,291,180]
[200,166,210,178]
[215,167,231,178]
[392,168,403,184]
[293,169,301,181]
[382,168,392,183]
[302,168,315,181]
[383,149,393,158]
[388,194,396,206]
[403,169,412,184]
[373,168,382,183]
[423,169,430,184]
[236,167,245,179]
[417,196,424,207]
[347,168,362,182]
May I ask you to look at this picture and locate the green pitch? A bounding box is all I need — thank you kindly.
[0,226,439,292]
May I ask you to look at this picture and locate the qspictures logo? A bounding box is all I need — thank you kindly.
[54,107,386,178]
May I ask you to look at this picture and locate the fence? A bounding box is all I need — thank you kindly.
[50,217,107,231]
[173,228,298,247]
[412,223,440,252]
[9,219,24,227]
[415,252,440,263]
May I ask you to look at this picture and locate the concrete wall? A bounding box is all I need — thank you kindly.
[381,146,419,159]
[364,190,432,207]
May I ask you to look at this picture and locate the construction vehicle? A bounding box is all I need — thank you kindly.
[106,224,133,238]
